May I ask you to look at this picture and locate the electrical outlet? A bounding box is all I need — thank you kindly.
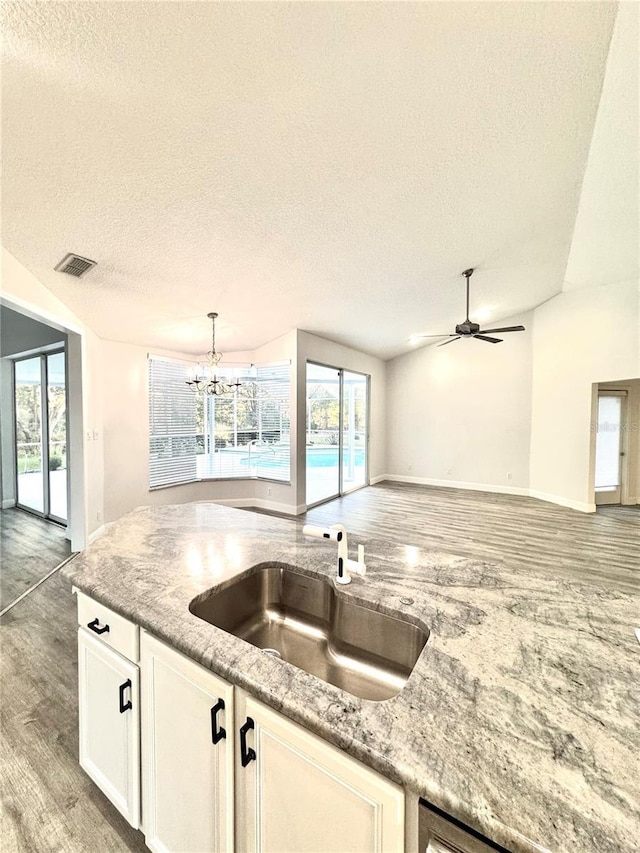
[447,468,453,475]
[268,487,272,495]
[507,472,513,480]
[97,510,102,522]
[408,464,412,471]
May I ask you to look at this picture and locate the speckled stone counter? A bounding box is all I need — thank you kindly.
[63,503,640,853]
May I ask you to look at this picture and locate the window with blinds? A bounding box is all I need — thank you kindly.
[148,358,198,488]
[149,357,291,488]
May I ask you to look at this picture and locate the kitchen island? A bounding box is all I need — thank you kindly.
[63,502,639,853]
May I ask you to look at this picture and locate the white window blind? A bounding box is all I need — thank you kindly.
[148,358,198,488]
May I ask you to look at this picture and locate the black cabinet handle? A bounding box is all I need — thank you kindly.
[211,698,226,744]
[88,618,110,635]
[119,679,132,713]
[239,716,256,767]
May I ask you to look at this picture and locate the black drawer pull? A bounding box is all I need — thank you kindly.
[87,618,110,635]
[211,698,226,744]
[239,716,256,767]
[119,679,132,713]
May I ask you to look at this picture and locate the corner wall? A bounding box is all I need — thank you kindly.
[385,312,533,494]
[529,280,639,511]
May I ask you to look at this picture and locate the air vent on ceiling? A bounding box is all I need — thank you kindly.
[54,253,97,277]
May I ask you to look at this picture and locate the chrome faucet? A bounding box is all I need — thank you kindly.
[302,523,366,585]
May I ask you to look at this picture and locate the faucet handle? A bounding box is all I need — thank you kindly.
[350,544,366,577]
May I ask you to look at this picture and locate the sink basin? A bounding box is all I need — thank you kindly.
[189,565,428,701]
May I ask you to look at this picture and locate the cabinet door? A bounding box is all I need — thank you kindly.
[78,627,140,828]
[236,691,405,853]
[141,632,234,853]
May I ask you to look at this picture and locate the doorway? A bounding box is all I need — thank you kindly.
[305,362,368,507]
[14,349,68,523]
[593,380,640,508]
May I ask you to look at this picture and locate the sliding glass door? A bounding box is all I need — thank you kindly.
[305,362,368,507]
[14,350,68,524]
[341,371,367,494]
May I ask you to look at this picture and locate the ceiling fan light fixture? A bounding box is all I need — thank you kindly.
[412,267,526,347]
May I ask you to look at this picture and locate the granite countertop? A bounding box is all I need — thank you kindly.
[63,503,639,853]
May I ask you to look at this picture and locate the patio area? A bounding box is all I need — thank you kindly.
[17,469,67,521]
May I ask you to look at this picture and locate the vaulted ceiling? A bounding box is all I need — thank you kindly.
[1,2,617,359]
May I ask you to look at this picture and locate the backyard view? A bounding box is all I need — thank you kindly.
[306,364,367,506]
[15,352,67,521]
[195,364,291,481]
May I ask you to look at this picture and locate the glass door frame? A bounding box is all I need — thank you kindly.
[594,389,628,507]
[305,360,370,509]
[13,346,68,525]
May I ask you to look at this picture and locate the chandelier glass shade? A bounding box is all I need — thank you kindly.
[186,312,241,396]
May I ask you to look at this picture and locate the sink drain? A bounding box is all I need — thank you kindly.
[262,648,283,659]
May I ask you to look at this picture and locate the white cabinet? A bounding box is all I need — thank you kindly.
[235,690,405,853]
[141,631,234,853]
[78,627,140,828]
[75,592,406,853]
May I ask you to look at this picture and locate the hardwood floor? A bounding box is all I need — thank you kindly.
[0,483,637,852]
[259,482,640,594]
[0,570,148,853]
[0,508,71,611]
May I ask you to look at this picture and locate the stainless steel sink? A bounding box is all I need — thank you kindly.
[189,565,428,701]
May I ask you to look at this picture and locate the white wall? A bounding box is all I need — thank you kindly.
[563,2,638,291]
[529,3,640,512]
[295,330,387,508]
[385,312,533,494]
[1,249,102,548]
[529,281,639,511]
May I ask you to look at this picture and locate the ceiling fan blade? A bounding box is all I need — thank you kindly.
[437,336,461,347]
[414,333,458,339]
[474,334,502,344]
[478,326,525,334]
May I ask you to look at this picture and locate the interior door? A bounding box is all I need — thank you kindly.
[595,391,627,505]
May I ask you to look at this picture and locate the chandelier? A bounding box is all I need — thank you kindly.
[186,312,241,396]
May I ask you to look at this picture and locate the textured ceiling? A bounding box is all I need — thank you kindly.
[1,2,616,359]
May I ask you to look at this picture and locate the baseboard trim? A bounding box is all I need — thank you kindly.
[212,498,304,516]
[369,475,387,485]
[529,490,596,513]
[383,474,530,497]
[1,499,16,509]
[382,476,597,513]
[87,524,106,545]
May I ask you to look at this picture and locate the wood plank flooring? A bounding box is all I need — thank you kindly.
[1,509,71,611]
[256,482,640,594]
[0,570,148,853]
[0,482,637,853]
